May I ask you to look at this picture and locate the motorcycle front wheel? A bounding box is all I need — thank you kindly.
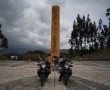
[63,73,69,85]
[40,74,45,86]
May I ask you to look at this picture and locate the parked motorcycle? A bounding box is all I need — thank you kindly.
[62,62,72,85]
[37,62,48,86]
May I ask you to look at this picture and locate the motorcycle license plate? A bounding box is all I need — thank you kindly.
[65,70,68,73]
[41,70,45,72]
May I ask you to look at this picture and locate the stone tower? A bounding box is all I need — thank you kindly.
[48,5,60,63]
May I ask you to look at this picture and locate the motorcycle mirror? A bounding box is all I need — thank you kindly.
[37,64,40,66]
[70,65,73,67]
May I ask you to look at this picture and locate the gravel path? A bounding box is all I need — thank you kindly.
[0,60,110,90]
[0,62,37,84]
[67,76,110,90]
[42,71,66,90]
[72,61,110,86]
[0,76,41,90]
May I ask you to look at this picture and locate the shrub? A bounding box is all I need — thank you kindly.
[0,55,8,60]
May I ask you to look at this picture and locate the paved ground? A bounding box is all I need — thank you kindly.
[0,61,37,84]
[73,61,110,86]
[0,60,110,90]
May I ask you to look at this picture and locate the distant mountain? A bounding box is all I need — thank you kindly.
[2,48,69,55]
[60,49,69,53]
[2,48,51,55]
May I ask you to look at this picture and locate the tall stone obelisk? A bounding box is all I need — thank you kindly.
[48,5,60,63]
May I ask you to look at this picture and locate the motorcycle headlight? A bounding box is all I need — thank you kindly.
[41,65,46,69]
[65,65,69,69]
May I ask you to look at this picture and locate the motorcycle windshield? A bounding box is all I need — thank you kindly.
[65,61,69,65]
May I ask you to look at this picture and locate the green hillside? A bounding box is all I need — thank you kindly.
[74,48,110,61]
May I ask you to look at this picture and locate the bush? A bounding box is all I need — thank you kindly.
[0,55,8,60]
[22,53,47,61]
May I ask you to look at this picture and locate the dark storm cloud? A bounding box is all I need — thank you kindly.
[0,0,51,51]
[0,0,110,53]
[0,0,31,52]
[0,0,28,27]
[39,8,51,25]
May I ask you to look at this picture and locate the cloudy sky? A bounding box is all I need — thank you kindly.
[0,0,110,53]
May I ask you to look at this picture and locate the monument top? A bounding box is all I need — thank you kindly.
[52,5,60,8]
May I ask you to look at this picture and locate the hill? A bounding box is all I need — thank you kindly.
[60,49,69,53]
[75,48,110,61]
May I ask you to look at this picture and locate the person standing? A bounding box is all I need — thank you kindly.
[52,56,59,70]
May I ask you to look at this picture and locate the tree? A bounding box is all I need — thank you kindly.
[106,6,110,48]
[106,6,110,29]
[23,50,46,61]
[0,24,8,53]
[68,46,75,57]
[69,14,98,57]
[1,38,8,49]
[98,19,105,49]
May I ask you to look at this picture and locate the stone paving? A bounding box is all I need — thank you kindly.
[0,60,110,90]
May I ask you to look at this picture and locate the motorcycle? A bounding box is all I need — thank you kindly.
[62,62,72,85]
[37,62,47,86]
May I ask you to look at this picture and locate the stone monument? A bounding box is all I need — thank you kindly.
[48,5,60,63]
